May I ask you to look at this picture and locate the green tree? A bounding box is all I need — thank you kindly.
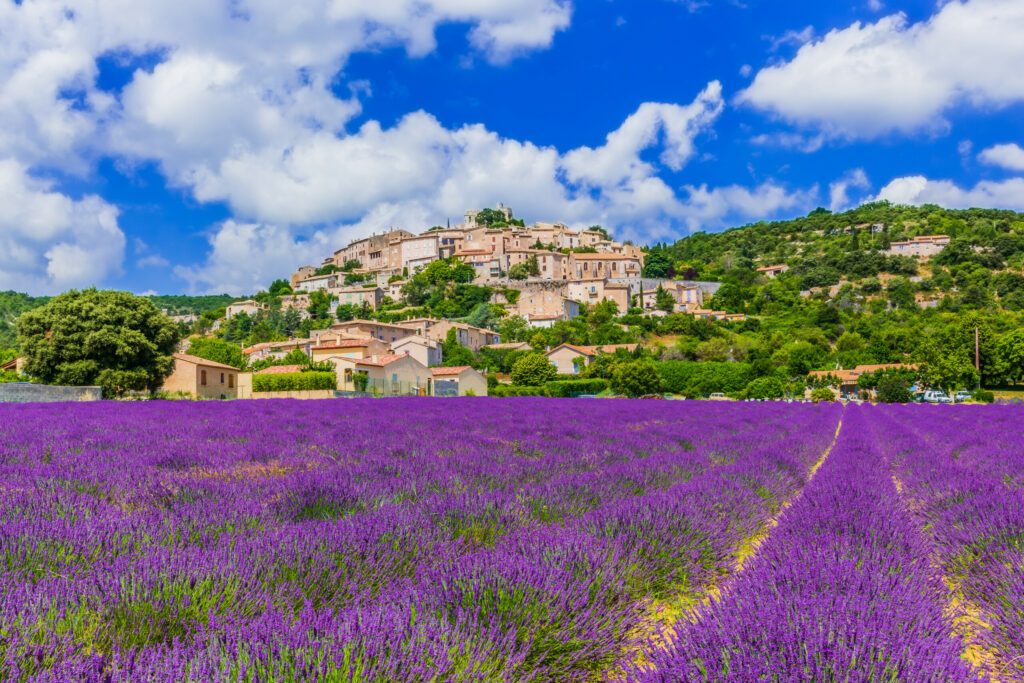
[508,263,530,280]
[876,376,913,403]
[511,353,557,386]
[17,289,180,397]
[268,279,293,296]
[187,337,245,369]
[498,316,531,343]
[611,361,664,397]
[744,376,785,400]
[441,328,476,367]
[655,285,676,313]
[810,387,835,403]
[995,328,1024,385]
[643,247,674,278]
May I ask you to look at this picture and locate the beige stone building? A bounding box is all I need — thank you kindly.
[311,338,389,363]
[332,286,384,311]
[545,343,639,375]
[568,253,642,280]
[243,339,312,363]
[421,320,501,352]
[333,353,432,395]
[225,300,267,319]
[162,354,239,399]
[391,335,443,367]
[886,235,950,259]
[430,366,488,396]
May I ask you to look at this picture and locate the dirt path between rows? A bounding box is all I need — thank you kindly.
[612,408,846,681]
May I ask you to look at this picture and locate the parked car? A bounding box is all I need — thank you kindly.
[954,391,973,403]
[708,393,730,401]
[923,390,953,404]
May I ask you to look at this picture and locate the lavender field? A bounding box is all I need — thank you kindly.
[0,399,1019,682]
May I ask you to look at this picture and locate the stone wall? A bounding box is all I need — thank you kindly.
[0,384,103,403]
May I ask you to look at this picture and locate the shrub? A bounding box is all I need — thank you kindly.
[744,376,785,400]
[974,389,995,403]
[612,362,664,398]
[511,353,557,386]
[810,387,835,403]
[543,379,610,398]
[876,376,913,403]
[656,361,752,398]
[253,372,336,393]
[490,385,546,397]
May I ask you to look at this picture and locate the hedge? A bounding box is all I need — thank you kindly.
[490,385,546,397]
[543,379,610,397]
[655,361,752,398]
[253,372,337,393]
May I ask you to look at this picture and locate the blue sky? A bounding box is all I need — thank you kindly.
[1,0,1022,295]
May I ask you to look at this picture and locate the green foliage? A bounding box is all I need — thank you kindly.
[611,361,664,397]
[543,379,610,397]
[511,353,557,386]
[186,337,246,369]
[17,289,179,397]
[489,384,546,397]
[810,387,835,403]
[656,361,752,398]
[268,279,293,296]
[442,328,476,367]
[974,389,995,403]
[643,246,674,278]
[744,376,785,400]
[655,285,676,313]
[498,316,531,343]
[876,375,914,403]
[253,372,336,393]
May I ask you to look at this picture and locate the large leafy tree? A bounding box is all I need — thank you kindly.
[17,289,180,396]
[187,337,246,369]
[611,361,664,397]
[511,353,557,386]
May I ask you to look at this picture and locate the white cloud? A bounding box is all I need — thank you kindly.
[750,131,825,153]
[875,175,1024,210]
[0,159,125,293]
[739,0,1024,139]
[979,143,1024,172]
[829,168,870,211]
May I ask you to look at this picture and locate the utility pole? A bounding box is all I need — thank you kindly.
[975,326,980,373]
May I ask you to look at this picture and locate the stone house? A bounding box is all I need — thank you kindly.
[545,343,639,375]
[430,366,489,396]
[162,353,239,399]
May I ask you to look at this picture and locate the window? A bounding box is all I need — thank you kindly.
[228,374,235,389]
[201,370,207,386]
[220,373,225,384]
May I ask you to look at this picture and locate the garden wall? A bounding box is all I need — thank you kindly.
[0,384,103,403]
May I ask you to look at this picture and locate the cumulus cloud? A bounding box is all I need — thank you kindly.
[829,168,871,211]
[0,159,125,293]
[739,0,1024,139]
[979,143,1024,172]
[875,175,1024,210]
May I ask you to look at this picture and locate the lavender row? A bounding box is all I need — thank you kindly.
[0,399,841,681]
[874,405,1024,680]
[633,405,983,682]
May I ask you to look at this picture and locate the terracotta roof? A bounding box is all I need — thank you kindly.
[173,353,239,371]
[242,339,310,355]
[431,366,473,376]
[256,365,304,375]
[756,264,788,272]
[548,343,639,357]
[853,363,919,373]
[354,354,409,368]
[570,253,638,260]
[0,358,18,372]
[483,342,531,350]
[313,340,373,350]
